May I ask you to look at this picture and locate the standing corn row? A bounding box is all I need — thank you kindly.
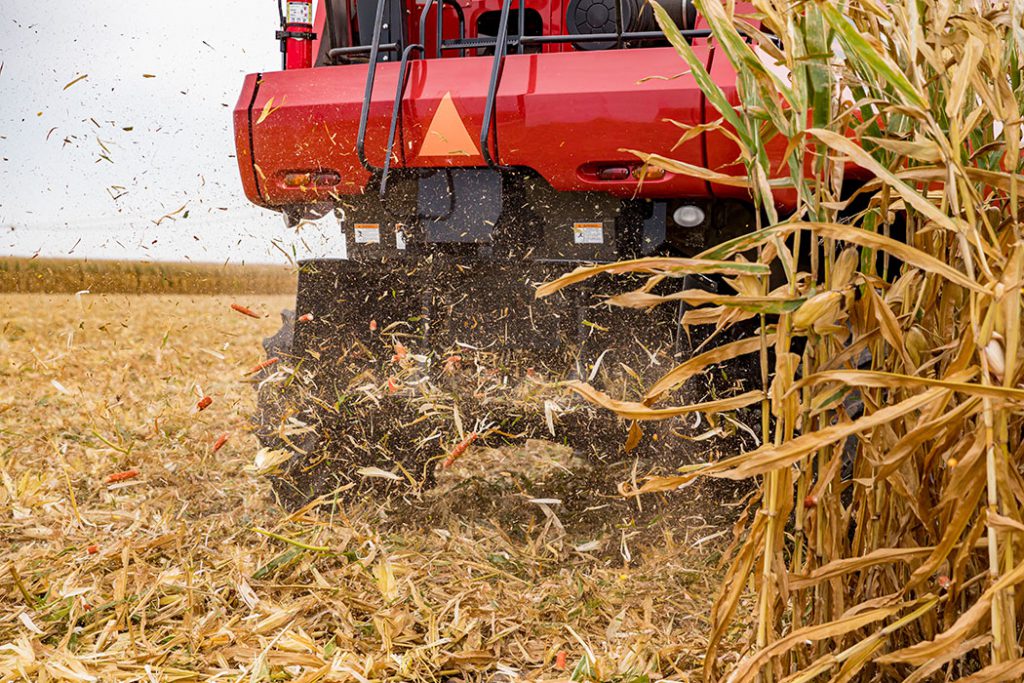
[540,0,1024,679]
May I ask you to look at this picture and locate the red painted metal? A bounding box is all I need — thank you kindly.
[233,74,262,204]
[235,46,718,205]
[234,1,820,213]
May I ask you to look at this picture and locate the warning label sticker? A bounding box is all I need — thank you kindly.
[354,223,381,244]
[573,222,604,245]
[287,1,312,23]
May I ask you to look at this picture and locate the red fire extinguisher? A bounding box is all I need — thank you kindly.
[276,1,317,70]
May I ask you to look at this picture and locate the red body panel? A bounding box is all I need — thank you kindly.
[233,74,263,205]
[235,1,826,214]
[236,46,726,206]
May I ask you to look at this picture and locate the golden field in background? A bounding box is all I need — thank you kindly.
[0,258,297,295]
[0,293,738,680]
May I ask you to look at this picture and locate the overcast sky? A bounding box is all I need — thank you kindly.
[0,1,311,264]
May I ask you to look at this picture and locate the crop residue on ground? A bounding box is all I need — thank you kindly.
[0,293,743,680]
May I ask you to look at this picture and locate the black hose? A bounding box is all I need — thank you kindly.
[277,0,286,69]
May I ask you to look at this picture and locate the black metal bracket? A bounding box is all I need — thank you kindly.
[518,1,526,54]
[276,29,318,41]
[324,0,342,53]
[614,0,625,48]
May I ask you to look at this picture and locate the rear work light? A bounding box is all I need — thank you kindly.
[583,163,669,182]
[633,166,666,180]
[673,204,706,227]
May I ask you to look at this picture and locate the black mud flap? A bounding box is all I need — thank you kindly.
[418,169,503,244]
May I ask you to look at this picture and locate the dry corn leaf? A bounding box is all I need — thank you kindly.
[633,388,947,490]
[536,257,770,298]
[644,332,775,403]
[795,369,1024,401]
[566,380,762,421]
[879,558,1024,665]
[727,603,907,683]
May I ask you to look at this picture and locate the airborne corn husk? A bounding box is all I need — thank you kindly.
[544,0,1024,679]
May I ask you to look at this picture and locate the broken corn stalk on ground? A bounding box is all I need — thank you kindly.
[0,293,741,681]
[544,0,1024,680]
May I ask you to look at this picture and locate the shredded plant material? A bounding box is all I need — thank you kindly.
[0,293,746,681]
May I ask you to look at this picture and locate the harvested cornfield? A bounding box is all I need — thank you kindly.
[0,293,742,681]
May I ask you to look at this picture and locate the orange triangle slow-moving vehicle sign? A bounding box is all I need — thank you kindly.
[418,92,480,158]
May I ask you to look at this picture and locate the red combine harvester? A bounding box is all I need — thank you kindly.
[234,0,794,505]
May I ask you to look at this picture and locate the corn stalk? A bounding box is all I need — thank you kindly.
[541,0,1024,679]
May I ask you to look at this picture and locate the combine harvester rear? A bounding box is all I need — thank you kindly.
[235,0,798,505]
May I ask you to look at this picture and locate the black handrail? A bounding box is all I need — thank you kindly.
[521,29,708,43]
[330,42,399,58]
[480,0,518,170]
[356,0,393,173]
[416,0,436,52]
[335,27,709,59]
[614,0,625,48]
[450,0,468,57]
[380,43,425,196]
[439,29,708,51]
[356,0,473,181]
[517,2,526,54]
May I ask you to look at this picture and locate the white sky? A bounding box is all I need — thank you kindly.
[0,1,316,264]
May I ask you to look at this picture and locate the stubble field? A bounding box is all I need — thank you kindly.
[0,292,742,681]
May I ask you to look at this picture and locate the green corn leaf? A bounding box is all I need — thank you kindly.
[803,6,833,129]
[693,0,795,108]
[649,1,746,140]
[818,1,928,111]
